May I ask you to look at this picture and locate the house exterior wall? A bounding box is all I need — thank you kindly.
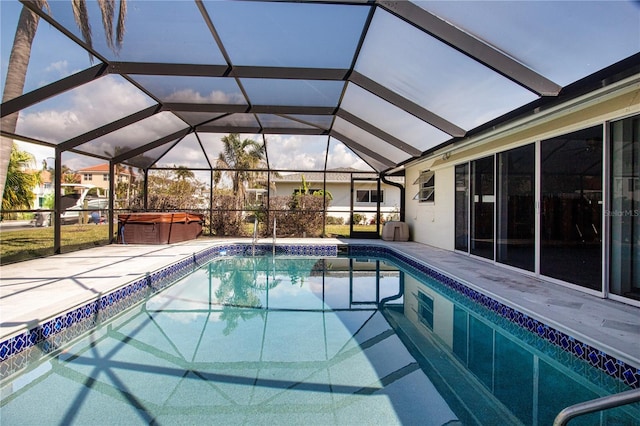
[80,172,110,190]
[406,166,455,250]
[78,165,131,191]
[406,78,640,250]
[404,75,640,304]
[273,180,402,223]
[30,170,53,209]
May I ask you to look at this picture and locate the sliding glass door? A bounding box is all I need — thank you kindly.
[610,115,640,300]
[540,126,603,291]
[470,156,495,260]
[455,164,469,252]
[497,144,535,271]
[452,121,640,300]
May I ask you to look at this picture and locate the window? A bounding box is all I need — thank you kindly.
[370,190,383,203]
[83,174,92,181]
[103,174,109,181]
[356,189,383,203]
[413,170,435,202]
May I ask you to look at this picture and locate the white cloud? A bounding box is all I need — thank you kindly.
[327,142,367,169]
[45,60,70,76]
[266,135,328,170]
[12,75,369,173]
[164,89,244,104]
[17,75,153,144]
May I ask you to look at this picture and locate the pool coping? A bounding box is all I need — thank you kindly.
[1,240,638,389]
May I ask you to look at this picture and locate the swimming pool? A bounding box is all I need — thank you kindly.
[1,246,639,425]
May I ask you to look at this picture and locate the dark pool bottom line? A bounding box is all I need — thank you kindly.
[0,242,638,390]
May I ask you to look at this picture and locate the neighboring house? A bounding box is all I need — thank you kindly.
[30,169,52,209]
[29,163,130,209]
[78,163,132,191]
[271,168,403,224]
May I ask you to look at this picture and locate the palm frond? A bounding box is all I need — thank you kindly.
[116,0,127,49]
[97,0,115,50]
[71,0,93,61]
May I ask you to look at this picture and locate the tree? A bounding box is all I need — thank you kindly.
[136,169,208,212]
[214,133,266,202]
[61,165,81,184]
[1,0,127,203]
[2,144,40,212]
[173,166,195,181]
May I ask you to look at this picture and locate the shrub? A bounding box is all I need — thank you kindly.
[270,194,325,237]
[351,213,365,225]
[209,195,244,236]
[325,216,344,225]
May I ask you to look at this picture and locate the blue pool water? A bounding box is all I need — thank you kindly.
[1,254,638,425]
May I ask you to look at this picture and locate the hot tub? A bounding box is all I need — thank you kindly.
[117,212,203,244]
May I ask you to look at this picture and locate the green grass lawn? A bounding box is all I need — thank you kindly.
[325,224,379,237]
[1,223,379,264]
[0,224,113,265]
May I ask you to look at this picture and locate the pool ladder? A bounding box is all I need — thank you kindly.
[251,217,276,256]
[272,216,276,256]
[553,387,640,425]
[252,217,258,256]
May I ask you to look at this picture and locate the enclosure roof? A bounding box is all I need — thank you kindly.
[2,0,639,174]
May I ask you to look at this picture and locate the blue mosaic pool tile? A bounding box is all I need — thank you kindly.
[573,340,586,359]
[605,358,618,376]
[559,334,571,351]
[622,367,639,387]
[588,349,602,368]
[0,340,10,361]
[12,334,25,353]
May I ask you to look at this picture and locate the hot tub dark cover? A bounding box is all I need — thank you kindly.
[117,212,203,244]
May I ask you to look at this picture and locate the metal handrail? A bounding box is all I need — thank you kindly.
[272,216,276,256]
[553,387,640,426]
[252,217,258,256]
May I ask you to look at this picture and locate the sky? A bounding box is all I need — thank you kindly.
[0,0,370,175]
[2,0,639,176]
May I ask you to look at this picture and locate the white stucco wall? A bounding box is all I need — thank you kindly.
[273,180,402,223]
[405,164,455,250]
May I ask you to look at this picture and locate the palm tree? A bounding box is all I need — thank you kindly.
[1,0,127,204]
[61,165,81,184]
[173,166,195,181]
[2,144,40,212]
[214,133,266,205]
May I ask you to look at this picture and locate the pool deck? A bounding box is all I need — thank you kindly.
[1,238,639,369]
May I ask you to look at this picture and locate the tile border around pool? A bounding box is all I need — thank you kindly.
[1,242,638,390]
[347,244,640,390]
